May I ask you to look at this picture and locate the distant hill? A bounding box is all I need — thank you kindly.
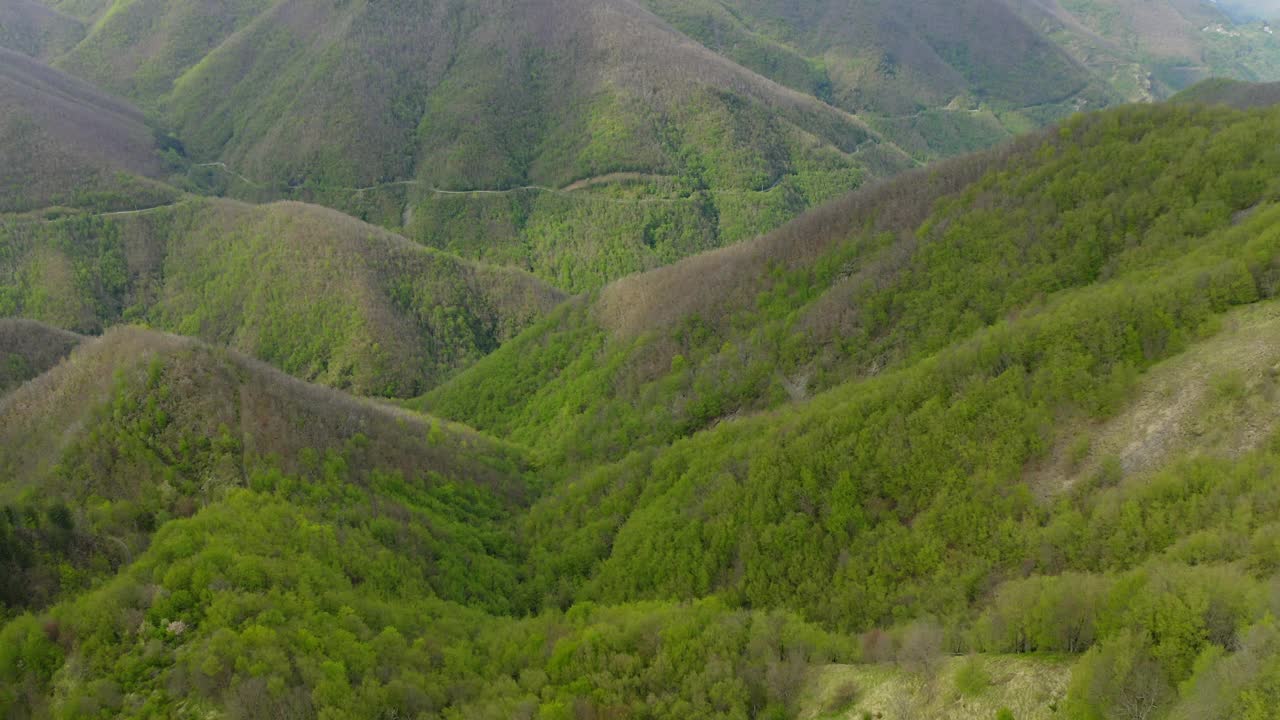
[8,81,1280,720]
[0,325,533,612]
[1013,0,1280,98]
[0,198,565,396]
[41,0,914,290]
[0,319,81,394]
[652,0,1280,126]
[26,0,1280,290]
[644,0,1120,159]
[1174,76,1280,107]
[0,48,177,213]
[0,0,83,57]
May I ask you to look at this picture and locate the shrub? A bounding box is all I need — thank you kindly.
[955,656,991,698]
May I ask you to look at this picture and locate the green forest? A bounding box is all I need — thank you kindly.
[8,0,1280,717]
[6,96,1280,718]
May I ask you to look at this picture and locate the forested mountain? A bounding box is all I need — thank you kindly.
[0,323,847,720]
[0,319,80,393]
[0,0,81,58]
[35,0,910,290]
[0,45,562,397]
[12,0,1276,291]
[0,47,178,214]
[5,82,1280,718]
[0,198,563,396]
[8,1,1280,718]
[1013,0,1280,98]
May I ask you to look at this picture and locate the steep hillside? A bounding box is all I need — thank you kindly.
[424,101,1280,469]
[44,0,916,290]
[0,48,177,214]
[0,327,853,719]
[0,319,81,394]
[0,0,83,57]
[9,2,1280,714]
[9,82,1280,720]
[7,71,1280,717]
[424,94,1280,618]
[37,0,1280,290]
[1174,76,1280,107]
[421,97,1280,719]
[0,198,564,396]
[0,327,533,613]
[1014,0,1280,99]
[644,0,1119,159]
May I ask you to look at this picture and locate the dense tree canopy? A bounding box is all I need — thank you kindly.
[8,90,1280,720]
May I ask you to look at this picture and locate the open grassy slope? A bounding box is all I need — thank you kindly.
[0,197,564,396]
[800,655,1073,720]
[0,47,177,214]
[0,319,81,395]
[1027,299,1280,498]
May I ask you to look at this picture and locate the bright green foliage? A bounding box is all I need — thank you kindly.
[1,491,849,719]
[955,656,991,697]
[0,199,563,396]
[419,100,1280,717]
[0,332,851,719]
[12,93,1280,720]
[427,103,1280,470]
[0,333,534,620]
[39,0,902,291]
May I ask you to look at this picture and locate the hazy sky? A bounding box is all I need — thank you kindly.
[1217,0,1280,19]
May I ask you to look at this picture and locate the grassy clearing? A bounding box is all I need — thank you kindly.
[802,655,1072,720]
[1029,299,1280,496]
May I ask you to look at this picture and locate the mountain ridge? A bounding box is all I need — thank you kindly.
[1,196,566,396]
[8,7,1280,720]
[0,46,178,214]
